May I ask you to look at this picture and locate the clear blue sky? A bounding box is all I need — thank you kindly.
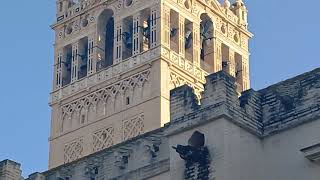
[0,0,319,177]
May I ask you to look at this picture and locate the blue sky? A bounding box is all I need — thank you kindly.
[0,0,319,177]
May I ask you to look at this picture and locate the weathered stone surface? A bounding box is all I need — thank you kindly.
[3,68,320,180]
[0,160,23,180]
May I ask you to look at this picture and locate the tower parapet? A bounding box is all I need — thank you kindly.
[0,159,23,180]
[170,68,320,136]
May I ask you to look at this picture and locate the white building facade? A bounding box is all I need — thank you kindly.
[2,68,320,180]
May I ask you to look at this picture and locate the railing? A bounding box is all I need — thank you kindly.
[50,47,161,104]
[161,46,208,83]
[51,45,209,104]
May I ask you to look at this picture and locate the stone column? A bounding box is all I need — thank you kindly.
[228,48,236,77]
[242,55,250,90]
[56,50,63,89]
[193,22,200,67]
[71,43,79,83]
[87,35,95,75]
[133,12,142,56]
[96,26,105,70]
[150,5,160,48]
[162,5,170,48]
[178,14,185,58]
[214,39,222,72]
[114,18,123,64]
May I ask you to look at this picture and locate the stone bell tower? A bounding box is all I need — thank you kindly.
[49,0,252,169]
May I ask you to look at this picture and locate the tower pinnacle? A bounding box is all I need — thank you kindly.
[224,0,231,8]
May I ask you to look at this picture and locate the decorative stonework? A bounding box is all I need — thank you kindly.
[64,138,84,163]
[56,0,100,23]
[241,33,249,50]
[51,47,159,104]
[30,69,320,180]
[169,71,203,100]
[49,0,253,168]
[123,114,145,140]
[92,127,115,152]
[60,70,150,133]
[161,46,207,83]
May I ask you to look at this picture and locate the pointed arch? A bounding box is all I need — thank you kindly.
[200,13,215,73]
[97,9,115,70]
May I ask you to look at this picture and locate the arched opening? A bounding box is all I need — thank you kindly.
[184,18,193,62]
[78,37,88,79]
[105,17,114,66]
[97,9,114,71]
[62,44,72,86]
[141,8,151,52]
[200,14,214,73]
[170,10,179,54]
[122,16,133,60]
[222,43,230,73]
[235,52,243,92]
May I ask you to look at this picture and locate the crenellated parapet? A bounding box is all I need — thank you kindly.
[170,68,320,137]
[25,68,320,180]
[169,70,263,136]
[259,68,320,136]
[25,173,45,180]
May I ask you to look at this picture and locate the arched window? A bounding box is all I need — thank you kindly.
[122,16,133,60]
[200,14,214,73]
[222,43,230,73]
[184,19,193,62]
[97,9,114,71]
[170,10,179,54]
[62,44,72,86]
[78,37,88,79]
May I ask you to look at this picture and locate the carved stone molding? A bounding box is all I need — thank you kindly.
[161,46,207,83]
[123,114,145,141]
[92,126,115,152]
[64,138,84,163]
[169,71,203,100]
[59,70,150,133]
[51,47,159,104]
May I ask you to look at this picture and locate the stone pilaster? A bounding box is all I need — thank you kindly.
[242,55,250,90]
[193,22,200,67]
[150,5,161,48]
[133,12,142,56]
[71,43,79,83]
[162,5,170,48]
[214,39,222,72]
[228,48,236,77]
[87,35,95,75]
[114,19,123,64]
[55,50,63,89]
[178,14,185,58]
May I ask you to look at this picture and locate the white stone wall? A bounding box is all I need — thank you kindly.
[168,116,320,180]
[168,117,264,180]
[262,118,320,180]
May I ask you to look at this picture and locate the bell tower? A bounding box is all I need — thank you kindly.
[49,0,252,168]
